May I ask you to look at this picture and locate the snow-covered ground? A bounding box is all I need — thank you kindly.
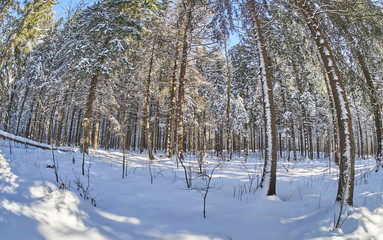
[1,139,382,240]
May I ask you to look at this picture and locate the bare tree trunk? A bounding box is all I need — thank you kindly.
[56,88,70,147]
[82,72,100,154]
[321,0,382,166]
[30,93,42,140]
[75,108,83,146]
[63,86,76,146]
[82,55,104,154]
[177,9,191,160]
[144,41,156,161]
[224,37,233,160]
[25,97,36,139]
[47,100,57,145]
[323,72,339,165]
[249,0,277,196]
[120,93,129,151]
[4,83,17,132]
[167,30,180,158]
[105,111,112,150]
[38,113,47,143]
[296,0,355,206]
[93,95,103,150]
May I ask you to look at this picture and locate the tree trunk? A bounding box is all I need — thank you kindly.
[167,30,180,158]
[82,72,100,154]
[15,86,29,136]
[93,95,103,150]
[177,9,191,160]
[321,0,382,165]
[56,88,70,147]
[250,0,277,196]
[82,55,104,154]
[47,100,57,145]
[144,41,156,161]
[75,108,83,146]
[224,37,233,160]
[296,0,355,206]
[105,111,112,150]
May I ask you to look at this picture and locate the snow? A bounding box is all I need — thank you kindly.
[1,140,383,240]
[255,24,273,185]
[0,130,75,152]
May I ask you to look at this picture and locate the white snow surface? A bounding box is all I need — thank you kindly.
[1,139,383,240]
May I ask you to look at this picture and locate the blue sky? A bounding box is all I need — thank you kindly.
[52,0,93,20]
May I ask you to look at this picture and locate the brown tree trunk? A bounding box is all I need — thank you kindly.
[177,10,191,160]
[82,55,104,154]
[56,88,70,147]
[105,111,112,150]
[323,72,340,165]
[47,99,57,145]
[167,30,181,158]
[93,95,103,150]
[82,72,100,154]
[224,37,233,160]
[144,41,156,161]
[249,0,277,196]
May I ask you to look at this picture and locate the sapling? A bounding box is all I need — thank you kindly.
[72,159,95,206]
[177,153,191,188]
[193,162,221,218]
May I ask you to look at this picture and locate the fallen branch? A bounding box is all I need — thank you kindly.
[0,130,75,152]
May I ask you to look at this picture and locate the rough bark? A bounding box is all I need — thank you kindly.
[56,88,69,147]
[295,0,355,206]
[177,9,191,160]
[93,96,103,150]
[249,0,277,196]
[144,41,156,161]
[224,38,233,160]
[167,30,181,158]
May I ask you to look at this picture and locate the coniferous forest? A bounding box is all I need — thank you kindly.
[1,0,383,239]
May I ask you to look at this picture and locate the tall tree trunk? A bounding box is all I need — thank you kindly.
[56,88,70,147]
[321,0,382,166]
[120,93,129,151]
[82,56,104,154]
[167,30,181,158]
[93,95,103,150]
[68,107,77,146]
[30,93,41,140]
[105,111,112,150]
[250,0,277,196]
[224,37,233,160]
[323,72,339,165]
[4,83,17,132]
[75,108,83,146]
[177,10,191,160]
[15,86,29,136]
[144,41,156,161]
[295,0,355,206]
[47,100,57,145]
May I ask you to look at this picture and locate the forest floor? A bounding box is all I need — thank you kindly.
[0,139,383,240]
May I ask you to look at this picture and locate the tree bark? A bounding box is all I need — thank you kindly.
[82,55,104,154]
[167,30,181,158]
[144,41,156,161]
[224,37,233,160]
[56,88,70,147]
[93,95,103,150]
[295,0,355,206]
[177,9,191,160]
[249,0,277,196]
